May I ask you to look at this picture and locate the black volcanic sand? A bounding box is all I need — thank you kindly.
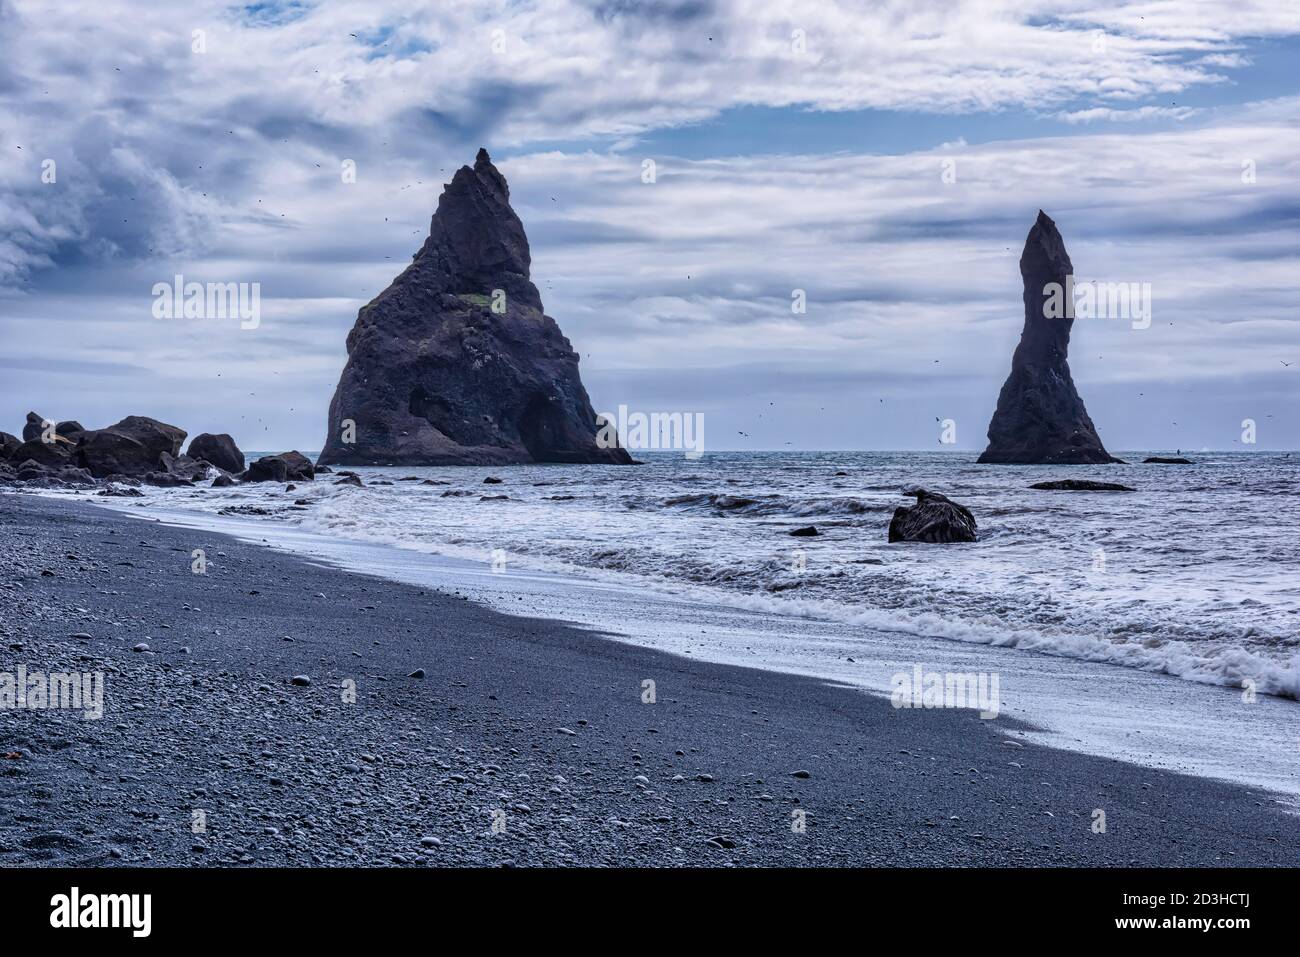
[0,493,1294,867]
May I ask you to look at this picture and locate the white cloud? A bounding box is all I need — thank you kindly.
[1,1,1298,449]
[1056,105,1199,122]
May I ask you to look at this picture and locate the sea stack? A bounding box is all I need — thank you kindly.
[318,148,631,466]
[977,211,1119,465]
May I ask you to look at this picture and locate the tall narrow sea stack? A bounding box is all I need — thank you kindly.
[977,211,1119,465]
[318,148,631,466]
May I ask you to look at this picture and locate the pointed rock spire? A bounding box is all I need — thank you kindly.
[318,148,631,466]
[977,211,1120,465]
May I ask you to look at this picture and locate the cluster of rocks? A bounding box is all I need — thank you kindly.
[0,411,313,491]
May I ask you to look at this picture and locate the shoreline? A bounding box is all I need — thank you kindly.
[85,487,1300,799]
[1,491,1297,867]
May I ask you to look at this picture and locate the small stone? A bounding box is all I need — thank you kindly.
[407,668,426,679]
[131,642,150,652]
[289,675,311,686]
[791,769,811,778]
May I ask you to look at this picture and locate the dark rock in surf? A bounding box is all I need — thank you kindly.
[1143,456,1193,464]
[76,416,187,478]
[243,451,315,483]
[790,526,820,537]
[334,474,363,487]
[317,148,632,467]
[211,474,235,488]
[977,212,1120,465]
[159,452,212,482]
[1030,480,1134,491]
[143,471,193,487]
[888,489,977,544]
[187,433,245,474]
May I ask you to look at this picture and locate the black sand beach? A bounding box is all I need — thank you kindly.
[1,492,1295,867]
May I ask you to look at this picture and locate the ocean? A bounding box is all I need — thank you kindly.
[118,450,1300,697]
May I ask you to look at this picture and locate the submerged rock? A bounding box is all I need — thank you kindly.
[789,526,820,537]
[888,489,977,543]
[317,148,632,467]
[978,212,1120,465]
[1030,480,1135,491]
[1143,456,1193,464]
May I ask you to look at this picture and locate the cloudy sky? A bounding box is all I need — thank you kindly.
[2,0,1298,453]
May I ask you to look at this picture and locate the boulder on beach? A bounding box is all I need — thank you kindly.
[21,412,43,442]
[9,439,71,469]
[1030,480,1135,491]
[21,412,84,446]
[317,148,632,467]
[186,433,245,474]
[76,416,187,478]
[7,459,95,487]
[1143,456,1193,464]
[243,451,315,483]
[0,432,20,459]
[888,489,978,544]
[977,212,1121,465]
